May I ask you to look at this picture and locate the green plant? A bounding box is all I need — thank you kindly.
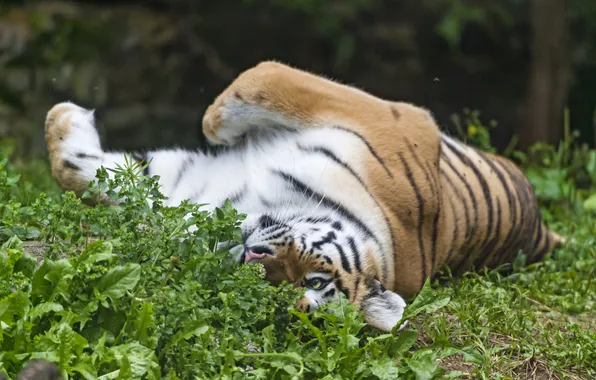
[0,147,461,379]
[512,133,596,220]
[1,120,595,378]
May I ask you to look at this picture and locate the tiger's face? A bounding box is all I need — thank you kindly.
[228,213,408,332]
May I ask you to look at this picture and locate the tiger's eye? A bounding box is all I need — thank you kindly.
[305,278,326,290]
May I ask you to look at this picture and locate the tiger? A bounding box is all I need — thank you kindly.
[44,61,564,332]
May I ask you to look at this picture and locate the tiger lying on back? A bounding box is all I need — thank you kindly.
[45,61,563,332]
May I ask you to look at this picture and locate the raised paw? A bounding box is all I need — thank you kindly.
[45,102,103,198]
[202,61,297,146]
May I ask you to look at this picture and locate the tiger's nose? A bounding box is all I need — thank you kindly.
[296,298,311,312]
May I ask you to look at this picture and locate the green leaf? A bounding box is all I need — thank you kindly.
[131,302,157,347]
[370,357,401,378]
[72,360,97,380]
[583,193,596,210]
[13,253,37,279]
[0,291,30,327]
[403,278,451,321]
[56,323,88,368]
[94,263,141,304]
[29,302,64,320]
[80,240,116,265]
[111,342,160,379]
[29,322,87,370]
[31,259,75,303]
[407,349,443,380]
[1,235,22,250]
[171,320,209,347]
[181,322,209,340]
[392,329,418,357]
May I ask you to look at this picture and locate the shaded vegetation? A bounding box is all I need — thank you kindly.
[2,0,596,155]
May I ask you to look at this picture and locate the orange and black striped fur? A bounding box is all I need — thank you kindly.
[45,61,563,331]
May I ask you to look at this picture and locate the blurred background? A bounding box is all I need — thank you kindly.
[1,0,595,159]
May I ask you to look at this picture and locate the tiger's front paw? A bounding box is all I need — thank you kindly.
[45,102,103,196]
[202,61,288,146]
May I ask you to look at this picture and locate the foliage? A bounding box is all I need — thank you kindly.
[451,109,497,154]
[1,116,595,378]
[0,143,458,379]
[518,135,596,220]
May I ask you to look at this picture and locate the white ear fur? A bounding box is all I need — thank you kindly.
[362,280,408,332]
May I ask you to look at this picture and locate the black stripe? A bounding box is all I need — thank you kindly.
[521,166,540,256]
[300,236,308,255]
[347,237,363,272]
[441,153,480,273]
[333,243,352,273]
[441,153,478,250]
[431,205,441,272]
[352,277,360,303]
[443,138,494,272]
[505,160,537,265]
[472,153,514,268]
[273,170,381,247]
[223,184,248,206]
[533,214,544,254]
[474,200,502,269]
[331,221,343,230]
[481,158,519,266]
[443,191,459,263]
[508,166,536,260]
[530,194,543,258]
[335,277,350,300]
[406,139,440,274]
[323,255,333,264]
[173,154,195,189]
[331,125,393,178]
[311,231,337,250]
[397,151,427,288]
[297,141,395,282]
[63,160,81,171]
[297,143,367,188]
[305,216,332,224]
[534,228,551,261]
[425,162,441,273]
[492,160,527,264]
[267,229,289,241]
[76,152,101,160]
[440,167,470,252]
[322,288,336,298]
[479,153,515,224]
[259,196,275,208]
[258,214,285,229]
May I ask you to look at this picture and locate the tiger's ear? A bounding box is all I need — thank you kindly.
[361,279,408,332]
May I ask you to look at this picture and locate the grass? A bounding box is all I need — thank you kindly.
[0,120,595,380]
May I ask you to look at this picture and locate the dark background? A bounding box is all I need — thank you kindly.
[1,0,595,158]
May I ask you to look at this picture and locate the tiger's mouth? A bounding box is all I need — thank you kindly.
[228,243,275,264]
[241,245,274,263]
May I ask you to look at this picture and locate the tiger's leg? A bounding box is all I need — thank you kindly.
[202,61,426,146]
[45,102,202,206]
